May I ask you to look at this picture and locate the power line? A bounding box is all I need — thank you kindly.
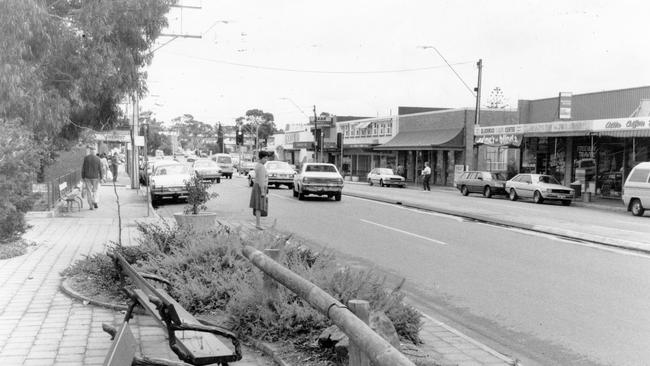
[419,46,476,97]
[162,51,475,75]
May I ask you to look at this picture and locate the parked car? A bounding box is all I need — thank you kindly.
[505,173,574,205]
[212,153,234,179]
[292,163,344,201]
[239,160,257,175]
[248,161,296,189]
[367,168,406,188]
[192,159,222,183]
[622,161,650,216]
[456,171,507,198]
[149,164,192,206]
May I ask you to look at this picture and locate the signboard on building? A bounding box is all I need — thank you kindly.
[474,134,523,147]
[559,92,572,120]
[293,141,313,149]
[309,115,335,126]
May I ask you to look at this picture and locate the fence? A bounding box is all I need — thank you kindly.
[243,246,416,366]
[37,170,82,210]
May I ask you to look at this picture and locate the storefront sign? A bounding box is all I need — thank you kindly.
[474,134,523,147]
[474,125,523,135]
[293,141,313,149]
[559,92,572,120]
[592,117,650,132]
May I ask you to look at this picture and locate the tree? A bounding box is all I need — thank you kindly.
[171,114,214,151]
[486,87,509,109]
[139,113,171,155]
[240,109,279,148]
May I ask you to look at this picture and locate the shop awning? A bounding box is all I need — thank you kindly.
[374,127,464,150]
[522,130,591,138]
[355,121,372,129]
[595,129,650,138]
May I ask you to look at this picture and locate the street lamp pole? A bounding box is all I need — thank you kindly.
[313,105,318,162]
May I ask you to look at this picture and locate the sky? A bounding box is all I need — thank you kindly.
[139,0,650,128]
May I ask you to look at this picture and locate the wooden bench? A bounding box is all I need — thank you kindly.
[107,252,242,366]
[59,181,83,212]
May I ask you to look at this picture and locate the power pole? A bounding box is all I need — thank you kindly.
[474,59,483,126]
[313,105,318,162]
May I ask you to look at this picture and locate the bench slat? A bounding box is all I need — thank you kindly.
[103,321,137,366]
[131,289,235,360]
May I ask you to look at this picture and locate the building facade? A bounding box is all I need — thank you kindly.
[474,86,650,197]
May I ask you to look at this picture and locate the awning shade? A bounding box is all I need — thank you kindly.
[595,129,650,138]
[355,121,372,129]
[522,130,591,138]
[374,127,464,150]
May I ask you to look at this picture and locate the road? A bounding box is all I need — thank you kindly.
[155,172,650,366]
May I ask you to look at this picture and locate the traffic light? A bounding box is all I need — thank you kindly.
[236,128,243,145]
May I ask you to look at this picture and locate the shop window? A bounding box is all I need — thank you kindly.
[485,146,507,171]
[386,123,392,135]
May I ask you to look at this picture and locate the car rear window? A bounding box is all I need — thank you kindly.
[628,168,650,183]
[306,165,337,173]
[217,156,231,164]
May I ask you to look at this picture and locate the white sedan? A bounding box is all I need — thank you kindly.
[292,163,344,201]
[505,173,574,205]
[149,164,192,206]
[367,168,405,188]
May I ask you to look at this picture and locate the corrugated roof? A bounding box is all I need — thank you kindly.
[374,127,464,150]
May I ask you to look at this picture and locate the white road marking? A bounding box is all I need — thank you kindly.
[360,219,448,245]
[347,195,465,222]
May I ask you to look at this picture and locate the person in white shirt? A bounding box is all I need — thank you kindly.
[421,161,431,191]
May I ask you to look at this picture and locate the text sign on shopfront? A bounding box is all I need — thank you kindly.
[592,117,650,132]
[559,92,572,120]
[474,134,523,147]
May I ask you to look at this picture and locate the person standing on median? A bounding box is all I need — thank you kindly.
[82,145,103,210]
[421,161,431,191]
[249,150,271,230]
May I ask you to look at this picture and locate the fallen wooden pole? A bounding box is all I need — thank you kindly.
[242,245,415,366]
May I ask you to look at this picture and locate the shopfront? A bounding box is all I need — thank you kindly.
[475,116,650,197]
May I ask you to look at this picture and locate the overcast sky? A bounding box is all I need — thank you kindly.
[140,0,650,127]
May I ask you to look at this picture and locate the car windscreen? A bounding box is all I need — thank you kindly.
[156,165,189,175]
[378,168,395,175]
[194,161,217,168]
[267,162,290,170]
[306,165,337,173]
[216,156,231,164]
[538,175,560,184]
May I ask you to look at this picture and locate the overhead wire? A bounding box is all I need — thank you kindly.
[161,51,475,75]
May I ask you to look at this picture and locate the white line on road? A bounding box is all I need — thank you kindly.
[347,195,465,222]
[360,219,448,245]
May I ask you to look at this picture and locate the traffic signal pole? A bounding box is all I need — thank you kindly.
[313,105,318,162]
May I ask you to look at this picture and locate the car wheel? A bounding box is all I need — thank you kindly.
[533,191,544,204]
[379,179,384,187]
[335,192,342,201]
[248,178,253,187]
[150,195,159,207]
[483,186,492,198]
[292,187,298,197]
[631,199,645,216]
[287,184,294,190]
[368,179,373,186]
[216,178,221,184]
[461,186,469,196]
[561,200,571,206]
[298,191,305,200]
[509,189,518,201]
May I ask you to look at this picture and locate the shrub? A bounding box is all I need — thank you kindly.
[184,175,218,215]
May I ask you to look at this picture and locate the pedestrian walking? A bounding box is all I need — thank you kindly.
[82,146,103,209]
[99,153,109,183]
[421,161,431,191]
[109,152,119,183]
[249,151,271,230]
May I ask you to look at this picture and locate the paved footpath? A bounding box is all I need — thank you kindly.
[1,169,517,366]
[0,171,273,366]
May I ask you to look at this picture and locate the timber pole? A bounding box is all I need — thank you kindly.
[242,246,415,366]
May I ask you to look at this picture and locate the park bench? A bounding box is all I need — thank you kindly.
[59,181,83,212]
[105,252,242,366]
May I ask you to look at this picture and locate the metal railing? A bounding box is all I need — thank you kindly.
[243,246,416,366]
[42,170,82,210]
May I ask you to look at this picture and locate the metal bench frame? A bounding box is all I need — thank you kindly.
[109,252,242,366]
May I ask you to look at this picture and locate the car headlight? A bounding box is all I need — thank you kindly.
[338,178,344,184]
[302,177,312,183]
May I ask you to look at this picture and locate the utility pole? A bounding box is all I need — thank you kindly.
[313,105,318,162]
[474,59,483,126]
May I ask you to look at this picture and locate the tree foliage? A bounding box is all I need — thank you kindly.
[172,114,214,150]
[486,87,509,109]
[238,108,280,147]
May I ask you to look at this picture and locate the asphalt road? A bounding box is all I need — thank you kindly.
[155,174,650,366]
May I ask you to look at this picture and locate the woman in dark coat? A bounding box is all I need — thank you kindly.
[249,151,271,229]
